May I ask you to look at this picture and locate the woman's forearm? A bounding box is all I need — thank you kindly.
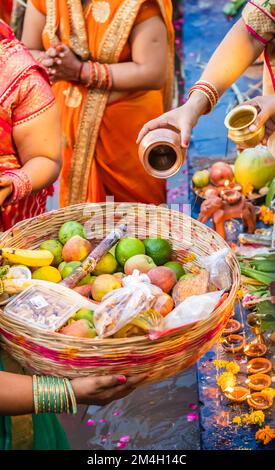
[109,61,165,91]
[22,157,61,192]
[29,49,45,62]
[200,19,264,96]
[0,372,34,415]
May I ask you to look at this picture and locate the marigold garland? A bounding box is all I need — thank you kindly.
[217,372,236,391]
[259,205,274,225]
[232,410,265,427]
[255,426,275,445]
[213,360,240,375]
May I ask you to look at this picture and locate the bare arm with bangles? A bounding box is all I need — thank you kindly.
[22,2,168,96]
[137,18,265,150]
[0,370,146,416]
[0,104,61,206]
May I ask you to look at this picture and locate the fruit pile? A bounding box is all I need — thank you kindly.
[192,147,275,203]
[0,221,199,339]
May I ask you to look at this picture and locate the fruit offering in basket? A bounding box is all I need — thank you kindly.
[0,218,230,342]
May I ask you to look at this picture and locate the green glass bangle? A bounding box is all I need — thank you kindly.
[39,376,46,413]
[64,378,77,415]
[53,377,61,413]
[61,377,70,414]
[43,376,48,413]
[32,375,39,415]
[58,377,67,413]
[48,376,56,413]
[46,376,51,413]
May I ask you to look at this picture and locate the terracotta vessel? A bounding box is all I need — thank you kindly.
[246,373,272,391]
[224,105,265,148]
[247,358,272,375]
[224,386,250,402]
[138,128,185,178]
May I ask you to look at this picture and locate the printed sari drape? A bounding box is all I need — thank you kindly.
[242,0,275,94]
[0,0,13,24]
[0,19,55,231]
[31,0,174,206]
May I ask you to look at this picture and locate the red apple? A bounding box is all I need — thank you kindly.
[209,162,234,186]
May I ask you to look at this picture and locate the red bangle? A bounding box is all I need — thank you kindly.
[2,169,32,205]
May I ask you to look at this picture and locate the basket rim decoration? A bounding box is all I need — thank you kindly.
[0,203,240,384]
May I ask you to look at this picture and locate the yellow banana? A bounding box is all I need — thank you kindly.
[0,248,54,267]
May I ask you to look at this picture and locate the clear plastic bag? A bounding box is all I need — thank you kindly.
[163,290,224,331]
[93,270,163,337]
[199,248,232,291]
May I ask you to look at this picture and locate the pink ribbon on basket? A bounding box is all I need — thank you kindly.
[0,320,224,368]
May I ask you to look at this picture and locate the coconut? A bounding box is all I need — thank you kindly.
[234,146,275,191]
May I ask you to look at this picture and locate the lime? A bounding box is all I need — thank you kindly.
[39,239,63,266]
[77,274,96,286]
[179,273,194,280]
[58,261,67,273]
[73,308,94,323]
[143,238,172,266]
[115,238,145,266]
[164,261,185,280]
[192,170,210,188]
[61,261,81,279]
[58,221,86,245]
[93,253,118,275]
[32,266,62,283]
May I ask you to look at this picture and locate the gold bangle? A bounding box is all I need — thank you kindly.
[58,377,64,413]
[52,376,57,414]
[188,88,214,114]
[62,378,70,414]
[196,80,219,103]
[195,84,217,108]
[46,376,51,413]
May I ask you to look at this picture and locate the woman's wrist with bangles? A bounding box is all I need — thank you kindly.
[2,169,32,205]
[188,80,219,114]
[79,60,113,91]
[32,375,77,415]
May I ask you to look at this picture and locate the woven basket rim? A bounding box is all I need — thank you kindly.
[0,202,240,346]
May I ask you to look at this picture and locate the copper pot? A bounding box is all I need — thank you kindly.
[224,105,265,148]
[138,128,185,178]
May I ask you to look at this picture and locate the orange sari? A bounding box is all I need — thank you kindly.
[31,0,174,206]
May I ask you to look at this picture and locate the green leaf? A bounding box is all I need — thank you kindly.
[265,177,275,208]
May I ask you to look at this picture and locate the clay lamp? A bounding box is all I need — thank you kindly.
[222,334,245,353]
[247,392,273,410]
[246,373,272,391]
[224,386,250,402]
[221,189,242,205]
[244,343,268,358]
[247,358,272,375]
[222,319,241,335]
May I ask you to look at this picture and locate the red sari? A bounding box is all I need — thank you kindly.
[0,0,13,24]
[0,20,55,231]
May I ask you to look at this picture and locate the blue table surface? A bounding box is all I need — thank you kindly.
[184,0,275,450]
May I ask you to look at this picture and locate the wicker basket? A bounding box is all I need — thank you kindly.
[0,203,240,383]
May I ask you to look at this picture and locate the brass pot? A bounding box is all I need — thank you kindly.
[224,105,265,148]
[138,128,185,178]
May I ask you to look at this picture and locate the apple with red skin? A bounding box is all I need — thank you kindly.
[209,162,234,186]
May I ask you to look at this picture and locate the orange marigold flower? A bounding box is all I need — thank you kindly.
[255,426,275,445]
[232,416,242,426]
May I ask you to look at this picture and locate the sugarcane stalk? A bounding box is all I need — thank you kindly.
[60,224,127,288]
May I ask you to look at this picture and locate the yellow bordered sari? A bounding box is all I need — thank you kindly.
[31,0,174,206]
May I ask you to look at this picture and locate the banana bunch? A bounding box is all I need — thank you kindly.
[0,248,54,267]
